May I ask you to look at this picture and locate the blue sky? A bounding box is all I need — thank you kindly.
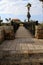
[0,0,43,23]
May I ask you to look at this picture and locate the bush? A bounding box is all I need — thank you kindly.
[40,23,43,27]
[11,21,20,33]
[24,22,35,35]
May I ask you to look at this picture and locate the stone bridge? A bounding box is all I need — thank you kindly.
[0,26,43,65]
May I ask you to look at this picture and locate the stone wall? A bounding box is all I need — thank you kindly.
[35,25,43,39]
[0,26,15,44]
[0,26,4,43]
[3,26,15,40]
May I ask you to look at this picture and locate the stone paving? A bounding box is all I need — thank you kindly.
[0,26,43,53]
[0,26,43,65]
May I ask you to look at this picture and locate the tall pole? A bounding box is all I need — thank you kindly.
[26,3,31,22]
[27,12,31,22]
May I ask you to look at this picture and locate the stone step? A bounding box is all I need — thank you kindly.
[0,52,43,65]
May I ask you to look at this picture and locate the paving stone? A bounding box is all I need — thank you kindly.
[0,26,43,65]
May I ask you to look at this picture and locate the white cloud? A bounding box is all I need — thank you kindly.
[0,0,42,16]
[0,0,27,15]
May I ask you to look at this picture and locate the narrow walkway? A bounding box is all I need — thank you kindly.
[0,26,43,54]
[15,26,32,38]
[0,26,43,64]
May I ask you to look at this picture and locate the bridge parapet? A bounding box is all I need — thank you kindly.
[35,25,43,39]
